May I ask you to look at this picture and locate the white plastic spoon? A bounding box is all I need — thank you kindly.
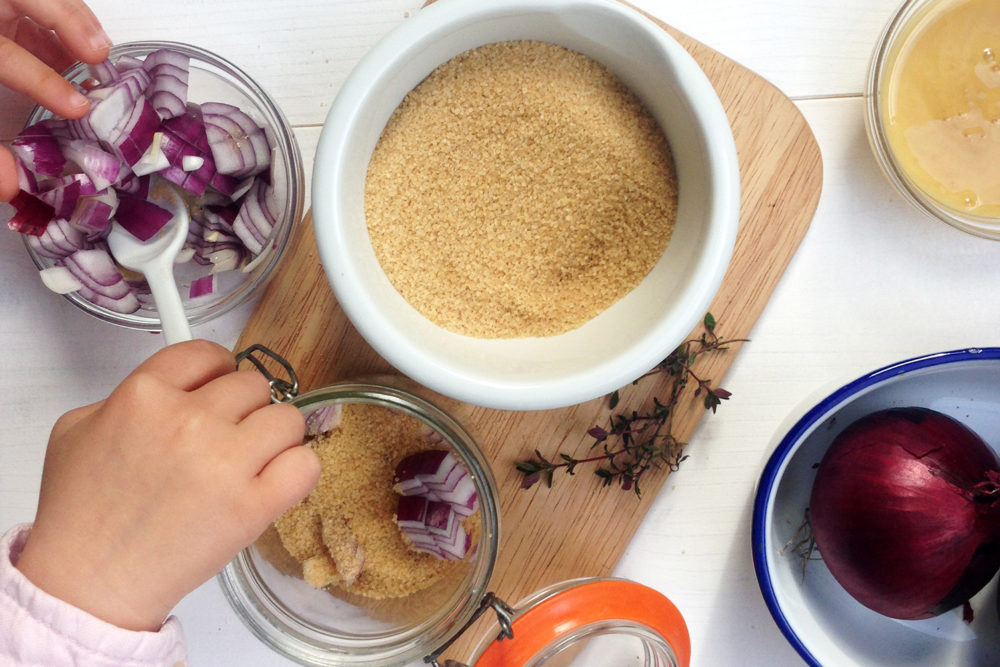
[107,185,192,345]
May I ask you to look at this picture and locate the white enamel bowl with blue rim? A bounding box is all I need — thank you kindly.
[311,0,740,411]
[752,348,1000,666]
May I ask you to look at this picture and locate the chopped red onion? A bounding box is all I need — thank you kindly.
[114,55,144,72]
[131,132,171,177]
[12,122,66,178]
[393,449,477,561]
[143,49,189,120]
[60,139,123,191]
[62,248,140,314]
[116,171,150,198]
[5,47,286,314]
[36,174,95,219]
[304,404,343,436]
[114,193,172,242]
[188,274,215,299]
[88,60,121,84]
[7,191,54,236]
[39,266,83,294]
[201,102,270,178]
[233,178,275,255]
[27,218,88,259]
[15,158,40,194]
[69,189,118,238]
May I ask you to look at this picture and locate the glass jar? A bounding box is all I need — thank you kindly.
[218,378,500,666]
[221,348,688,667]
[21,41,304,329]
[864,0,1000,239]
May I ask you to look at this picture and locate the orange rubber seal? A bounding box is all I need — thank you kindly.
[475,579,690,667]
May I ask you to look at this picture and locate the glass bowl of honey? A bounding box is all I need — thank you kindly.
[865,0,1000,239]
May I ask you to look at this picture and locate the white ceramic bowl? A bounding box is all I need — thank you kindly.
[752,348,1000,666]
[312,0,739,411]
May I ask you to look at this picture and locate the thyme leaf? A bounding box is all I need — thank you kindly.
[515,312,746,496]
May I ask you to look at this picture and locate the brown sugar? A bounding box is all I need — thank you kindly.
[273,402,477,599]
[364,40,678,338]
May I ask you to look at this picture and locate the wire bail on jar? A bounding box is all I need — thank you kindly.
[235,343,300,403]
[424,592,515,667]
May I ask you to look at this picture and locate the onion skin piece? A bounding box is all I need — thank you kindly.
[7,191,54,236]
[809,407,1000,620]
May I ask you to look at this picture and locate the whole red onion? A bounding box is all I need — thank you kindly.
[809,406,1000,620]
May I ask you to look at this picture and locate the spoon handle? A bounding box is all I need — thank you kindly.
[146,263,192,345]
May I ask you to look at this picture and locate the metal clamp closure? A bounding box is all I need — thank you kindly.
[235,344,299,404]
[424,592,515,667]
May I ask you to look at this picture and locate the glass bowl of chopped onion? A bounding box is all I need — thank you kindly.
[10,41,303,331]
[218,380,500,666]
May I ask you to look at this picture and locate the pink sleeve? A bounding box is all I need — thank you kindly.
[0,524,188,666]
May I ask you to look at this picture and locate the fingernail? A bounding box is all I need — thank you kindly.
[89,28,112,52]
[68,88,90,111]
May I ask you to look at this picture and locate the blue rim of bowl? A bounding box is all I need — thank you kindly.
[750,346,1000,666]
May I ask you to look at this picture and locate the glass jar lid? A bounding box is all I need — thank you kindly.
[444,578,689,667]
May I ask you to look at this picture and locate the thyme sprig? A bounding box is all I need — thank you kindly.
[515,313,746,496]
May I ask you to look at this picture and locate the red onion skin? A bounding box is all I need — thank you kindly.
[809,407,1000,620]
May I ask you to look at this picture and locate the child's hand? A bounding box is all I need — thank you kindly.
[15,340,320,632]
[1,0,112,200]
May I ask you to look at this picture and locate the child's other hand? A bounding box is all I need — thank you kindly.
[1,0,113,200]
[15,340,320,631]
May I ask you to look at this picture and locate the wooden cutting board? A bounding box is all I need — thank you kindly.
[235,3,822,660]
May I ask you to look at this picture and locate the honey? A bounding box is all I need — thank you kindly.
[881,0,1000,218]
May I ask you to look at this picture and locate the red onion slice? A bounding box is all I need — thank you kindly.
[11,122,66,178]
[15,158,40,194]
[304,404,343,436]
[69,189,118,238]
[88,60,121,84]
[114,193,172,242]
[201,102,270,178]
[143,49,189,120]
[39,266,83,294]
[7,191,54,236]
[61,248,139,313]
[392,449,477,561]
[188,274,215,299]
[232,179,275,255]
[27,218,88,259]
[36,174,94,219]
[60,139,123,191]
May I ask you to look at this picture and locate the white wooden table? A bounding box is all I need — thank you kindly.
[4,1,1000,664]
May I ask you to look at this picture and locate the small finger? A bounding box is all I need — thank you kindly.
[9,0,110,64]
[254,445,321,518]
[194,369,273,423]
[130,340,237,392]
[236,402,306,472]
[0,35,89,118]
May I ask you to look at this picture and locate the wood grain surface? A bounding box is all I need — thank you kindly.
[234,4,822,661]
